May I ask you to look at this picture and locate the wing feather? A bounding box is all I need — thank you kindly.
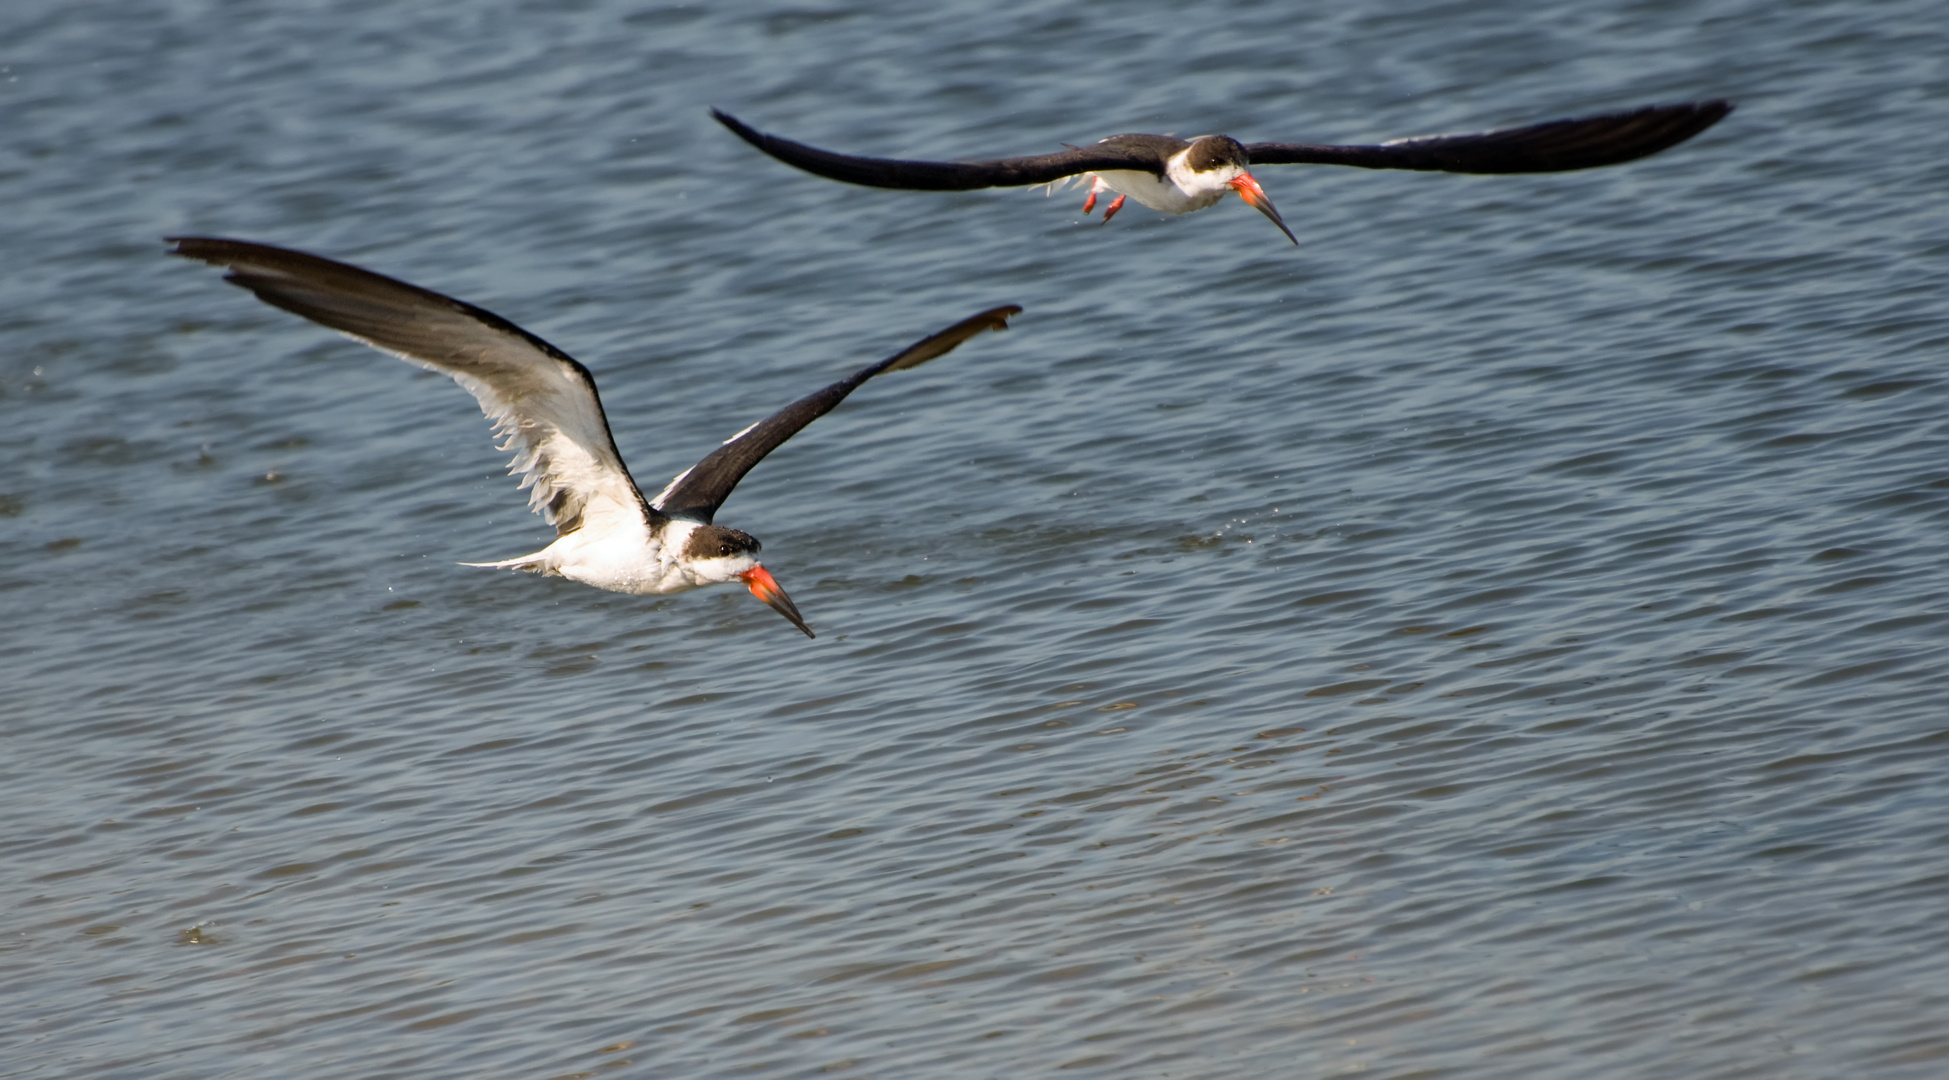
[653,305,1022,522]
[1244,101,1732,173]
[713,109,1169,190]
[167,237,657,538]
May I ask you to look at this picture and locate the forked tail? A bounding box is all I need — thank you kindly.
[458,551,554,574]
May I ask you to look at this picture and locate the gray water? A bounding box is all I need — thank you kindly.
[5,0,1947,1076]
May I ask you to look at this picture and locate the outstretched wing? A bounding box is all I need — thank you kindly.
[167,237,659,539]
[713,109,1170,190]
[1244,100,1732,173]
[653,305,1022,523]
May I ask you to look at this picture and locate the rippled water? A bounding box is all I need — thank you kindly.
[6,0,1947,1076]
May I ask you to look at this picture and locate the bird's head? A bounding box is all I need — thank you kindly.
[1184,135,1298,245]
[682,524,813,638]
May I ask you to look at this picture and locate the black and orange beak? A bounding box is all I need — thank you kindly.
[739,566,814,639]
[1228,172,1298,246]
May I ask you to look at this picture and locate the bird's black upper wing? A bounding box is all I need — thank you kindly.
[1244,101,1732,173]
[652,305,1022,523]
[168,237,659,538]
[713,109,1170,190]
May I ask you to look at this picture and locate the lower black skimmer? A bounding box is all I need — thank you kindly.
[168,237,1021,638]
[713,100,1732,245]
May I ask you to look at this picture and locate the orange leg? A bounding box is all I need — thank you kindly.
[1081,189,1098,214]
[1101,194,1126,222]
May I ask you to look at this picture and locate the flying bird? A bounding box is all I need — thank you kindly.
[168,237,1021,638]
[713,100,1733,245]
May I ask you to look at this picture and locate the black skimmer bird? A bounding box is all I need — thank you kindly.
[168,237,1022,638]
[713,100,1733,245]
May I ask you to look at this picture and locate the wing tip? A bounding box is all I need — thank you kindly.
[164,235,237,264]
[883,304,1024,372]
[984,303,1025,327]
[710,107,764,145]
[165,236,284,295]
[166,236,312,281]
[1615,98,1737,161]
[1652,98,1735,130]
[1692,98,1736,129]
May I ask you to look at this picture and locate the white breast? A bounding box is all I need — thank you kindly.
[1090,169,1205,214]
[539,516,696,595]
[1090,147,1232,215]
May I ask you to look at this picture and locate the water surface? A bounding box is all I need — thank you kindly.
[5,0,1947,1076]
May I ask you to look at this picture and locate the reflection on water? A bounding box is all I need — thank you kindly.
[7,0,1949,1075]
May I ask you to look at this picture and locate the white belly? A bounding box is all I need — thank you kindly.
[526,519,701,595]
[1090,169,1225,215]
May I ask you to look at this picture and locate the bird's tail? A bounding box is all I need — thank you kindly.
[459,550,554,574]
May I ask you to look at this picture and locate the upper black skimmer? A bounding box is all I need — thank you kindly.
[168,237,1021,638]
[713,100,1733,245]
